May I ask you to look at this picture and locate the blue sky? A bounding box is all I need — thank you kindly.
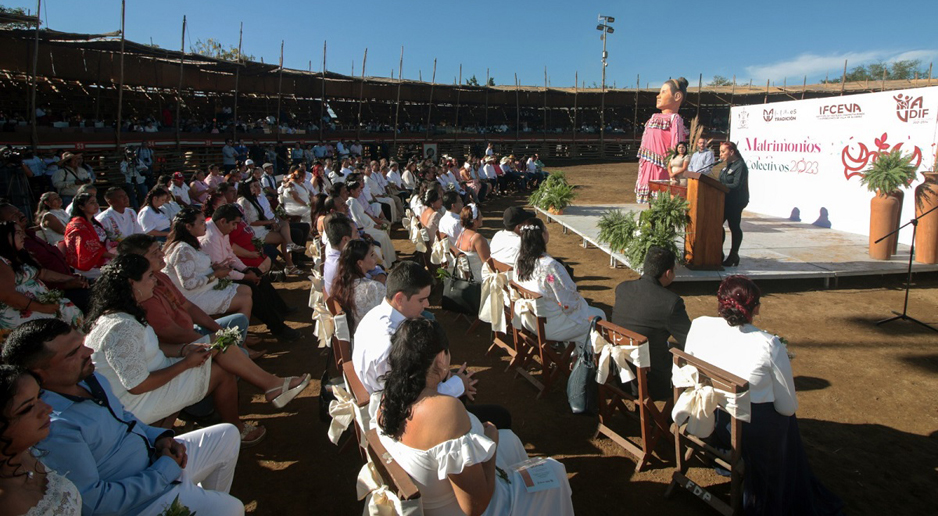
[7,0,938,89]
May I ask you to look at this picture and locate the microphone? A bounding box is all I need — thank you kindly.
[706,160,724,169]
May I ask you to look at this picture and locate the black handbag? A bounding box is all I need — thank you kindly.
[441,258,482,316]
[567,316,600,415]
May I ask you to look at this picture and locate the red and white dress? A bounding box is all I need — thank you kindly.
[635,113,687,203]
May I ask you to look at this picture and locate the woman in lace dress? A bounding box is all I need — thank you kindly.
[512,217,605,343]
[162,209,252,317]
[329,240,386,329]
[0,222,84,330]
[453,204,490,282]
[33,192,70,246]
[377,320,574,516]
[82,254,289,446]
[0,365,81,516]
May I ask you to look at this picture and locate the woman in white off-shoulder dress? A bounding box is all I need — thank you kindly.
[0,366,81,516]
[377,319,574,516]
[161,208,252,317]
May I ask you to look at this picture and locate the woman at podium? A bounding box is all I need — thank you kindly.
[718,141,749,267]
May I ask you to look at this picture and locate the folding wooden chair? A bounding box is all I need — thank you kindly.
[665,348,749,516]
[592,319,672,472]
[508,280,577,399]
[341,361,372,462]
[483,258,517,366]
[363,429,422,510]
[326,296,352,372]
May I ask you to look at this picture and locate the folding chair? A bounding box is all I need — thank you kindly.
[508,280,577,399]
[665,348,750,516]
[482,258,516,365]
[340,361,371,462]
[592,319,672,472]
[326,297,352,372]
[361,429,423,514]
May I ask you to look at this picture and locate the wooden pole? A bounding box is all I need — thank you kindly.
[572,71,578,145]
[455,64,462,139]
[174,15,185,148]
[356,48,367,140]
[484,68,489,131]
[115,0,126,148]
[881,66,887,91]
[393,46,403,153]
[928,62,933,86]
[29,0,41,151]
[543,66,548,147]
[319,41,326,142]
[763,79,769,103]
[232,22,243,141]
[425,58,436,139]
[840,59,847,95]
[276,40,284,137]
[801,75,807,99]
[730,75,736,105]
[696,73,702,120]
[514,73,520,141]
[633,74,639,143]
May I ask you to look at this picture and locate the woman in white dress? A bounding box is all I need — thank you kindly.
[82,254,273,445]
[512,217,605,343]
[280,167,312,224]
[162,208,253,318]
[33,192,70,245]
[236,180,299,275]
[453,204,489,282]
[136,187,172,240]
[346,178,396,265]
[377,319,574,516]
[668,141,690,186]
[328,239,385,329]
[0,366,82,516]
[419,189,444,248]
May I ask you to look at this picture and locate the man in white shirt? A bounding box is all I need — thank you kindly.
[259,163,279,195]
[481,156,500,194]
[688,137,716,174]
[169,172,192,207]
[96,187,143,241]
[489,206,532,266]
[438,191,464,247]
[350,141,363,157]
[199,204,300,342]
[485,142,495,156]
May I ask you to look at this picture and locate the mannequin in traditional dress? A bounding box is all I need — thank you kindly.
[635,77,688,203]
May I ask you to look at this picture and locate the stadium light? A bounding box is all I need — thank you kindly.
[596,14,615,147]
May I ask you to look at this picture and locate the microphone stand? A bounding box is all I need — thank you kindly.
[874,203,938,332]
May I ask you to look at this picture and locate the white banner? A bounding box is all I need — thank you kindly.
[730,87,938,244]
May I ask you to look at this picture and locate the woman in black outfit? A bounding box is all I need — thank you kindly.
[719,141,749,267]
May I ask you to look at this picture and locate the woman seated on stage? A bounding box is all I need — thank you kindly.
[512,217,605,343]
[84,254,309,445]
[684,275,844,516]
[377,319,574,516]
[0,366,82,516]
[669,141,690,185]
[453,203,490,281]
[329,239,385,328]
[64,193,115,274]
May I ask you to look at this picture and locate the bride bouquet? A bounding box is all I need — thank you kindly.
[210,327,243,354]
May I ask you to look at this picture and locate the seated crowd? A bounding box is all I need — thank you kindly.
[0,143,841,516]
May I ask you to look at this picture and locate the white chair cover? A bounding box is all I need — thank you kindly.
[408,216,427,253]
[311,293,334,348]
[590,328,650,385]
[429,238,448,265]
[328,385,355,444]
[670,364,751,438]
[356,462,423,516]
[478,262,509,332]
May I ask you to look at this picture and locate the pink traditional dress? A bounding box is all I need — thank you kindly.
[635,113,687,203]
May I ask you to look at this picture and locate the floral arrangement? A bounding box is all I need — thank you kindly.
[158,496,195,516]
[274,205,288,219]
[213,278,233,291]
[251,237,264,252]
[210,327,243,354]
[36,289,64,305]
[773,334,795,360]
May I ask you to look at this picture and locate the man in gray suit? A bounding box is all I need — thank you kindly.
[611,246,691,400]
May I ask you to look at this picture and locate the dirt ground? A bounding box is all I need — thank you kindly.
[221,162,938,515]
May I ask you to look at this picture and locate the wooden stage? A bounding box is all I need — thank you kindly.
[537,204,938,287]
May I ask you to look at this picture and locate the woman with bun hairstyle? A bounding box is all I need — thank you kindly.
[683,275,844,516]
[635,77,689,204]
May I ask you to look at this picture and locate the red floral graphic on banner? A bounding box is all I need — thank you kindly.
[841,133,922,180]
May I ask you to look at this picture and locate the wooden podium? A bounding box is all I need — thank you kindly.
[683,172,728,269]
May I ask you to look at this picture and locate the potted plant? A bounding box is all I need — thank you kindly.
[626,192,689,270]
[597,209,638,254]
[528,171,576,214]
[914,160,938,263]
[860,149,918,260]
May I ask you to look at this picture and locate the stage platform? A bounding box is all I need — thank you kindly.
[536,204,938,286]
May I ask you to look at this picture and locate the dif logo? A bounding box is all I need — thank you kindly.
[763,108,796,122]
[894,94,930,123]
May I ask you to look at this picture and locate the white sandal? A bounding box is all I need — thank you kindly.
[266,374,311,408]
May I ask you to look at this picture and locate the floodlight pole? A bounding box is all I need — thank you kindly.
[597,15,614,155]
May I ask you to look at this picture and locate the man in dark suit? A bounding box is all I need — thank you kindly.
[611,246,691,400]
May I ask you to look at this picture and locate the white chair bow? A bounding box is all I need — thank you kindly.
[479,263,509,332]
[311,295,334,348]
[408,217,427,253]
[670,364,751,438]
[511,292,540,333]
[328,385,355,444]
[356,461,423,515]
[429,238,448,265]
[591,329,650,385]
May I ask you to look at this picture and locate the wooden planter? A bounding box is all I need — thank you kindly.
[914,172,938,264]
[869,191,901,260]
[547,206,565,215]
